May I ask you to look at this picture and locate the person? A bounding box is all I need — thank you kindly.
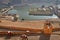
[21,34,28,40]
[11,16,14,22]
[16,14,19,21]
[41,5,45,8]
[13,14,18,22]
[21,18,24,22]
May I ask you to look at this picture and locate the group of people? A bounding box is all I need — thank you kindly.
[11,14,19,22]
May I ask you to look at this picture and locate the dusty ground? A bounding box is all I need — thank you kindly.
[0,34,59,40]
[0,19,60,40]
